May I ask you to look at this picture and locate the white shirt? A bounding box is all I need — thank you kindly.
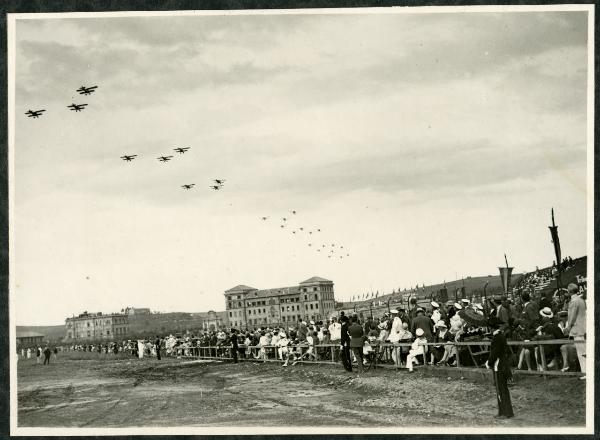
[329,322,342,341]
[388,316,403,342]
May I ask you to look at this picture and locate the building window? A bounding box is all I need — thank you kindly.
[304,295,307,301]
[313,287,317,292]
[315,304,319,309]
[229,312,232,317]
[310,304,313,310]
[87,322,90,327]
[314,293,318,300]
[281,307,284,312]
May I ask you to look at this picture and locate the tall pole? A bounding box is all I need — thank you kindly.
[549,208,563,289]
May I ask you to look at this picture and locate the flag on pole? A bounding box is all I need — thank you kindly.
[549,208,561,266]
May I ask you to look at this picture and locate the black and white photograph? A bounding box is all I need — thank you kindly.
[8,5,594,435]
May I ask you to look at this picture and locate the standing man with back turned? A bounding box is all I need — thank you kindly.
[485,316,514,419]
[340,315,352,372]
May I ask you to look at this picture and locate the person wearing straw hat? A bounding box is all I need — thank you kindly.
[430,320,451,365]
[485,316,514,419]
[564,283,586,379]
[406,328,428,372]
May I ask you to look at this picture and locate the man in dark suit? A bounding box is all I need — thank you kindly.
[348,316,365,373]
[340,315,352,372]
[411,308,434,341]
[486,317,514,419]
[230,329,239,363]
[518,292,539,335]
[155,336,162,360]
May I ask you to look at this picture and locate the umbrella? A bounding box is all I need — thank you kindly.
[458,308,487,326]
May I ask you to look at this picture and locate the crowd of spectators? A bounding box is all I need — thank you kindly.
[19,270,586,379]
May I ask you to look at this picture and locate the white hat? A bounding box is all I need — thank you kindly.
[539,307,553,319]
[431,301,439,308]
[454,303,463,310]
[461,299,470,304]
[310,320,315,325]
[475,304,484,311]
[416,328,425,337]
[390,309,399,314]
[435,321,447,328]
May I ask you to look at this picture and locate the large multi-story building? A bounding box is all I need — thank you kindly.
[224,276,336,329]
[65,311,129,341]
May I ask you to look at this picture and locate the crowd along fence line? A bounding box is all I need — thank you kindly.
[169,339,584,378]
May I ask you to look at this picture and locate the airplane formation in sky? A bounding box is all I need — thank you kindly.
[261,210,350,261]
[26,85,98,118]
[26,83,349,263]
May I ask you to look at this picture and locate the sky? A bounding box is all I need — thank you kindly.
[12,10,590,325]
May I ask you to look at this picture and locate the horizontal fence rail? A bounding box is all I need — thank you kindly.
[163,338,584,377]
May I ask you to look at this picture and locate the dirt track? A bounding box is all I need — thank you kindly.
[17,352,586,427]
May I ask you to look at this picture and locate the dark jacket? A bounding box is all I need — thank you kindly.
[487,329,510,374]
[348,323,365,348]
[340,322,351,346]
[411,315,434,341]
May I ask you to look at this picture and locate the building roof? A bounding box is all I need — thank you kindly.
[299,276,333,285]
[225,284,258,293]
[16,330,45,338]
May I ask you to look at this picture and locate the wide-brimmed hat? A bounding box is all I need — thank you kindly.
[475,304,484,311]
[416,307,425,313]
[415,328,425,337]
[454,303,463,310]
[390,309,399,314]
[431,301,439,308]
[461,299,470,304]
[436,321,447,328]
[539,307,553,319]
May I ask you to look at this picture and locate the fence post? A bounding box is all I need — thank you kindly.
[456,344,461,368]
[331,345,335,364]
[539,345,548,380]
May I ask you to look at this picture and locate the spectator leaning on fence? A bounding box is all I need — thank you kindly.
[564,283,586,379]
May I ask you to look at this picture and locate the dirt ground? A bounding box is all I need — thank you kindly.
[17,352,586,428]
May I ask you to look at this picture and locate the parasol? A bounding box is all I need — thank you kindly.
[458,308,487,326]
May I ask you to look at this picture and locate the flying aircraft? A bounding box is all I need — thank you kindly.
[67,103,88,112]
[299,227,304,231]
[308,244,312,247]
[174,147,190,154]
[157,156,173,162]
[280,225,285,228]
[261,217,268,221]
[291,210,297,214]
[309,231,313,234]
[292,231,296,234]
[76,85,98,95]
[210,185,222,190]
[317,229,321,232]
[25,109,45,118]
[120,155,137,161]
[282,217,287,222]
[214,179,226,185]
[182,184,195,190]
